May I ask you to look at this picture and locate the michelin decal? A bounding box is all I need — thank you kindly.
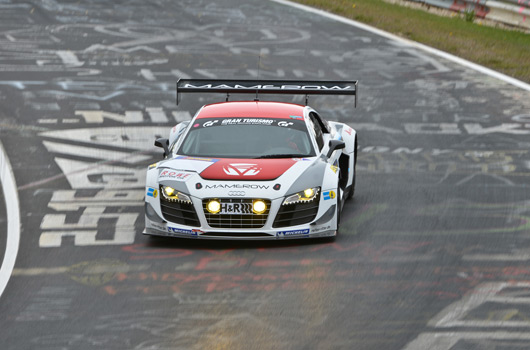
[276,229,310,237]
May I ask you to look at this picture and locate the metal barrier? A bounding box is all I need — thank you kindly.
[407,0,530,29]
[487,0,530,28]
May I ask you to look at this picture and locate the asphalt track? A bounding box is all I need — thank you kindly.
[1,0,530,349]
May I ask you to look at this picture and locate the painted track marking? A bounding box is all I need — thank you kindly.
[270,0,530,92]
[0,140,20,298]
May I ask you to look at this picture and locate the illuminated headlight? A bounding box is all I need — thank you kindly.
[206,199,221,214]
[252,199,267,214]
[161,186,192,203]
[282,187,320,205]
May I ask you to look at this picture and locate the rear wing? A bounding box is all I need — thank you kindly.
[176,79,358,107]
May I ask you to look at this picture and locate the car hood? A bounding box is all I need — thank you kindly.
[199,158,299,180]
[155,155,324,199]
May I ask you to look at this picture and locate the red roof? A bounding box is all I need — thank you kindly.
[196,101,305,119]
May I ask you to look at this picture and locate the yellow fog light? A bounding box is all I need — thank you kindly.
[207,199,221,214]
[164,186,175,197]
[252,200,267,214]
[303,188,314,198]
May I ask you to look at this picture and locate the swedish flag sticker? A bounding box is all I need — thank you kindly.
[323,191,336,200]
[147,188,158,198]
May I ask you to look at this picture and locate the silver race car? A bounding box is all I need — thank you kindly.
[144,79,358,240]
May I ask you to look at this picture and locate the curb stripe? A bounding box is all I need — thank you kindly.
[0,141,20,298]
[269,0,530,92]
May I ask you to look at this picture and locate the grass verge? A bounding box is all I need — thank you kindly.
[290,0,530,83]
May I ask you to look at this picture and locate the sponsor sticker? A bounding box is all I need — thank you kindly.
[311,225,331,233]
[219,202,253,215]
[167,226,198,236]
[345,127,352,135]
[323,191,336,200]
[330,165,338,173]
[151,222,166,231]
[159,170,192,181]
[146,188,158,198]
[205,184,269,189]
[276,229,310,237]
[183,83,354,91]
[148,162,158,169]
[289,115,303,120]
[221,118,274,126]
[293,158,311,161]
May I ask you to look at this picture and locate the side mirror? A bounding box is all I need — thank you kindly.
[155,138,170,158]
[326,139,345,158]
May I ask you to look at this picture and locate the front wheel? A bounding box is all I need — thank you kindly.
[346,138,357,200]
[335,183,341,235]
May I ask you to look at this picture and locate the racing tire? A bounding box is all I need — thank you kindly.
[346,138,357,200]
[336,182,341,235]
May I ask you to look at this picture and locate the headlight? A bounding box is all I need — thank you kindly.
[206,199,221,214]
[282,187,320,205]
[161,186,192,203]
[252,199,267,214]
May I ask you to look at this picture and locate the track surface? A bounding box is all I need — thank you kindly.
[1,1,530,349]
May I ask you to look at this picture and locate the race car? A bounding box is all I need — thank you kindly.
[144,79,358,240]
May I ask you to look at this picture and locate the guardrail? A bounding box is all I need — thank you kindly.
[408,0,530,29]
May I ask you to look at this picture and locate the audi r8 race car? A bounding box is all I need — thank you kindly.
[144,79,358,240]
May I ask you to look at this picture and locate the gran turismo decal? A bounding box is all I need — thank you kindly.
[203,120,219,127]
[277,121,294,127]
[204,184,270,189]
[146,188,158,198]
[276,229,310,237]
[323,191,336,200]
[167,226,197,236]
[223,163,261,176]
[158,170,192,181]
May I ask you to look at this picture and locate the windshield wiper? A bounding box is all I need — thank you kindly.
[254,154,311,159]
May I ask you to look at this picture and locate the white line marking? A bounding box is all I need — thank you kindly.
[270,0,530,92]
[0,140,20,298]
[404,332,530,350]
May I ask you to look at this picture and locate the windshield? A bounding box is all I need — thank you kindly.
[177,117,316,159]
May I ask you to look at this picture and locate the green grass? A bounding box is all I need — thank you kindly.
[291,0,530,83]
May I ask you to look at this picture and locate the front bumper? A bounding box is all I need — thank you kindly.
[143,223,336,240]
[143,193,338,240]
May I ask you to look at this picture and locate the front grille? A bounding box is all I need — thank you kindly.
[160,195,200,227]
[273,197,320,228]
[203,198,271,228]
